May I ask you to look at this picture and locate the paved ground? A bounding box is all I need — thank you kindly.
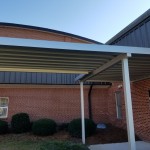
[89,141,150,150]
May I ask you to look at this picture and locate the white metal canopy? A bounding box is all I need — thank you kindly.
[0,37,150,82]
[0,37,150,150]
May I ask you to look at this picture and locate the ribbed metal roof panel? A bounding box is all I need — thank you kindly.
[0,71,111,85]
[0,72,80,85]
[106,9,150,48]
[106,9,150,45]
[112,22,150,47]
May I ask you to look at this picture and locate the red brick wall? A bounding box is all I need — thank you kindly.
[1,80,150,141]
[0,85,109,124]
[107,79,150,141]
[131,79,150,141]
[92,87,109,123]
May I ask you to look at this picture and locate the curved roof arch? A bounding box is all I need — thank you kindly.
[0,22,101,44]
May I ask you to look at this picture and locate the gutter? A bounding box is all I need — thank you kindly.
[88,84,94,120]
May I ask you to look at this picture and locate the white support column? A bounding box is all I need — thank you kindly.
[122,57,136,150]
[80,82,85,144]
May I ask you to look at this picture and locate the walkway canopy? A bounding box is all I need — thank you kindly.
[0,37,149,82]
[0,37,150,150]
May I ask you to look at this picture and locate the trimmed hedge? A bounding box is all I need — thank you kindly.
[0,120,8,134]
[32,119,57,136]
[11,113,31,133]
[68,118,96,138]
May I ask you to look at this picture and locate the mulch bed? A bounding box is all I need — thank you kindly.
[86,124,140,145]
[0,124,140,145]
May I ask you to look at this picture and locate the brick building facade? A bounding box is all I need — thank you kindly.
[0,11,150,142]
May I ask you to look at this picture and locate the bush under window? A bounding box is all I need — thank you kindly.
[11,113,31,133]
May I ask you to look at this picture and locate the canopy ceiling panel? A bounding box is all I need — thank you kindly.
[87,54,150,82]
[0,37,117,74]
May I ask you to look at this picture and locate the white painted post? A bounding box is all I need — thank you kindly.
[80,81,85,144]
[122,57,136,150]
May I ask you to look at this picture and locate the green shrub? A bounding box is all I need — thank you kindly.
[68,118,96,138]
[0,120,8,134]
[32,118,57,136]
[11,113,31,133]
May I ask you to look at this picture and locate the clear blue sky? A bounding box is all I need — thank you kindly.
[0,0,149,43]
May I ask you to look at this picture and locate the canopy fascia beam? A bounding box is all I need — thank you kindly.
[80,53,131,82]
[0,67,88,74]
[1,37,150,55]
[87,79,122,82]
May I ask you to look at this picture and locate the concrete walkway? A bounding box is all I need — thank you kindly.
[89,141,150,150]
